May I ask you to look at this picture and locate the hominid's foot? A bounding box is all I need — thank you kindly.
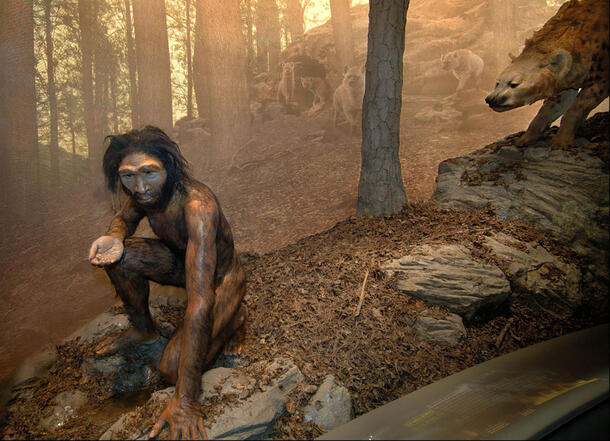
[224,321,247,355]
[94,328,160,357]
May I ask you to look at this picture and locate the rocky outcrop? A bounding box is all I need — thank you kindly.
[432,142,609,258]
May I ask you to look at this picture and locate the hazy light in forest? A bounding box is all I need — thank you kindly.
[304,0,369,32]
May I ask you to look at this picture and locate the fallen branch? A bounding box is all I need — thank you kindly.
[354,269,370,317]
[495,317,514,348]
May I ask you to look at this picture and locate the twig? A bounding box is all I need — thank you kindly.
[495,317,514,348]
[354,269,370,317]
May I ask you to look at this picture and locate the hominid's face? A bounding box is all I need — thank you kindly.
[118,152,168,206]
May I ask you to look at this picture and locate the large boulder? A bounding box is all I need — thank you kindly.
[431,135,609,260]
[382,244,511,321]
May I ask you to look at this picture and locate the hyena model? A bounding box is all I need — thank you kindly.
[485,0,609,147]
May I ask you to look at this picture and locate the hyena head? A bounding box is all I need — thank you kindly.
[281,61,295,76]
[343,65,364,90]
[485,49,571,112]
[441,51,457,71]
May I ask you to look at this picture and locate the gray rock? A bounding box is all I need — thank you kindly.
[415,312,467,346]
[102,358,304,440]
[431,143,609,260]
[64,310,130,345]
[41,389,88,433]
[304,375,353,431]
[382,244,511,321]
[209,359,304,440]
[484,233,582,317]
[81,335,167,395]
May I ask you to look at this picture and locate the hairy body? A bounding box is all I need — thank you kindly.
[441,48,484,92]
[485,0,609,147]
[332,65,365,136]
[89,127,246,439]
[301,76,332,115]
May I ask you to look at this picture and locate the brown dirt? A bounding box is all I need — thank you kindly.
[2,199,607,439]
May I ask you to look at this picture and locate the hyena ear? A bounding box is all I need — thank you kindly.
[547,49,572,79]
[344,65,349,74]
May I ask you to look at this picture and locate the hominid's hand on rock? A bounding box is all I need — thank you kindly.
[89,235,124,266]
[149,395,208,440]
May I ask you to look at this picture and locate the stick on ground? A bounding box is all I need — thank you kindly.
[355,269,370,317]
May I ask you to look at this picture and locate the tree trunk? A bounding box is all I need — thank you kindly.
[330,0,355,71]
[489,0,516,75]
[132,0,173,133]
[256,0,281,72]
[286,0,304,42]
[244,0,255,73]
[0,0,39,215]
[123,0,138,127]
[357,0,408,216]
[77,0,98,173]
[186,0,193,119]
[44,0,59,183]
[193,0,209,119]
[199,0,251,163]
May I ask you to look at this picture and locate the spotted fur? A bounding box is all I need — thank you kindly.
[485,0,609,147]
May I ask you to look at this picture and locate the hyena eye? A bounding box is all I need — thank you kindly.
[510,82,519,88]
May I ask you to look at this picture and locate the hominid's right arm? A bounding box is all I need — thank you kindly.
[89,199,143,266]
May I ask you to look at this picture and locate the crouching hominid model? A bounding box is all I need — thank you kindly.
[89,126,247,440]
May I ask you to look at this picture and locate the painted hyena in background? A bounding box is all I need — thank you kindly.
[441,49,485,92]
[332,65,365,136]
[485,0,609,147]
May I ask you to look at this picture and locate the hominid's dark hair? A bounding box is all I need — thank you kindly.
[103,125,192,197]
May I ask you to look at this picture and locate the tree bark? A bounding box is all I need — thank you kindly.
[193,0,209,119]
[77,0,98,172]
[330,0,355,71]
[0,0,39,214]
[123,0,138,127]
[186,0,193,119]
[285,0,305,42]
[256,0,281,72]
[489,0,516,75]
[357,0,408,216]
[199,0,251,162]
[244,0,255,73]
[132,0,173,133]
[44,0,59,183]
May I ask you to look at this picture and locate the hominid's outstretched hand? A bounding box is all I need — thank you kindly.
[89,235,124,266]
[149,395,208,440]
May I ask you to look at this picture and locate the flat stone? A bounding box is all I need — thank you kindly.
[415,312,467,346]
[304,375,353,431]
[382,244,511,321]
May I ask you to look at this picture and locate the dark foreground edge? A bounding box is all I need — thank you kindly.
[319,323,609,440]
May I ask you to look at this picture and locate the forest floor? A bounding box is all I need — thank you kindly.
[1,96,608,439]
